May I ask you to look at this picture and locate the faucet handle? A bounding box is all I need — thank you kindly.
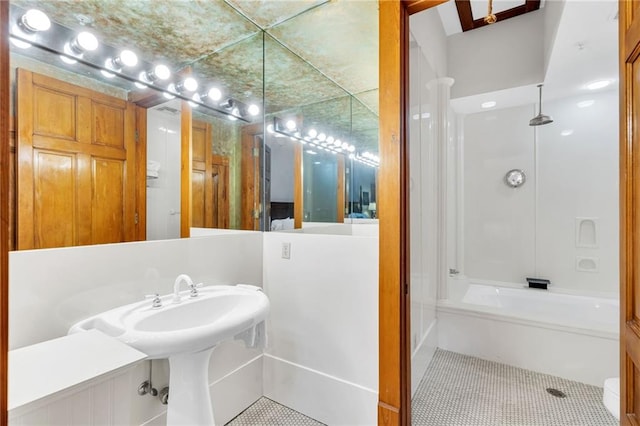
[145,293,163,308]
[190,283,204,298]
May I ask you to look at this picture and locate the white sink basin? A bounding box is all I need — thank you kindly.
[70,284,269,359]
[70,283,269,426]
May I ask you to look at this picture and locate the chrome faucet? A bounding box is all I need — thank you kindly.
[172,274,202,303]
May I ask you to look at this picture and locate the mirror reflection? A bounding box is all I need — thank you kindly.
[8,0,379,250]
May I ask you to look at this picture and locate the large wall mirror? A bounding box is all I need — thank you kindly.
[8,0,379,249]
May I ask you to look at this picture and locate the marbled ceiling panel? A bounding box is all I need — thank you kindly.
[191,33,264,109]
[225,0,328,28]
[268,0,378,96]
[12,0,261,67]
[264,34,347,115]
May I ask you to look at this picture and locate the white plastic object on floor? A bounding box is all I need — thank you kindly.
[603,377,620,420]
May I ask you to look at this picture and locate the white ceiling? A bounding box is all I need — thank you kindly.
[433,0,618,114]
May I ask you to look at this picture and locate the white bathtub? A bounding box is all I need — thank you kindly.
[437,279,619,386]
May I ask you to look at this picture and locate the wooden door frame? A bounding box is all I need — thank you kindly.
[378,1,448,425]
[620,2,638,423]
[1,1,9,423]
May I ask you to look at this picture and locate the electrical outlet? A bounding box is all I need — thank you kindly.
[281,242,291,259]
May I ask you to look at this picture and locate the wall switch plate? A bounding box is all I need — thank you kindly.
[281,242,291,259]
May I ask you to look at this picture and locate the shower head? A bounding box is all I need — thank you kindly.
[529,113,553,126]
[529,84,553,126]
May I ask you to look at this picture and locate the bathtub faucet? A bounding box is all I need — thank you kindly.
[172,274,202,303]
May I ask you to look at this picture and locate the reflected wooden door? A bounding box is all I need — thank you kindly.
[16,69,139,249]
[211,154,229,229]
[620,2,640,423]
[241,123,264,230]
[191,119,212,228]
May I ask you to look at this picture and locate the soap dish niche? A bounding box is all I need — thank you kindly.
[576,256,599,273]
[575,217,598,248]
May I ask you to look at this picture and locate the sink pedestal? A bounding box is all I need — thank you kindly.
[166,347,216,425]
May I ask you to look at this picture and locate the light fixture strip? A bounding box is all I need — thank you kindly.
[272,117,379,167]
[8,4,251,123]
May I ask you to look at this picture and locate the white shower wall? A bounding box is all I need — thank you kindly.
[461,90,619,294]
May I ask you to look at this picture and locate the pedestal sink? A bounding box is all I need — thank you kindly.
[69,283,269,425]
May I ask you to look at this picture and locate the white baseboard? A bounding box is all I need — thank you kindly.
[263,354,377,426]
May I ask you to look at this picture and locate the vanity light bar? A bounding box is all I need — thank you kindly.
[8,4,253,123]
[271,117,379,167]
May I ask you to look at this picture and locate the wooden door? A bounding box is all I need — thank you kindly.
[192,119,213,228]
[211,154,230,229]
[191,119,230,229]
[620,2,640,423]
[16,69,140,249]
[378,1,448,425]
[241,123,264,230]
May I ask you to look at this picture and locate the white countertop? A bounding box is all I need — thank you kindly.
[9,330,147,411]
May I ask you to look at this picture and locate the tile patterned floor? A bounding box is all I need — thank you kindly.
[226,397,325,426]
[412,349,618,426]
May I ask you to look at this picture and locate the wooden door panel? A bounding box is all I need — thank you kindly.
[211,160,229,229]
[92,102,125,148]
[621,2,640,423]
[91,158,125,244]
[192,125,207,163]
[33,150,76,248]
[191,120,212,228]
[17,68,140,249]
[32,86,76,139]
[192,170,206,228]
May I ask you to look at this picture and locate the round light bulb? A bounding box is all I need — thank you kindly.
[348,145,355,152]
[119,50,138,67]
[228,114,238,122]
[77,31,98,51]
[208,87,222,101]
[10,36,31,49]
[334,139,342,147]
[267,124,275,133]
[183,77,198,92]
[154,64,171,80]
[341,142,349,149]
[318,133,326,141]
[23,9,51,32]
[308,129,318,138]
[101,59,116,78]
[286,120,297,131]
[326,136,334,144]
[60,46,78,64]
[248,104,260,116]
[163,84,176,99]
[136,71,151,87]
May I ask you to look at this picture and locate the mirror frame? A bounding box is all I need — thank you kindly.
[1,1,9,420]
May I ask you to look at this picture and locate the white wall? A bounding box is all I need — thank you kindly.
[463,105,537,283]
[146,107,181,240]
[410,7,448,78]
[262,232,378,425]
[462,90,618,294]
[536,90,619,292]
[9,233,264,425]
[447,11,544,100]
